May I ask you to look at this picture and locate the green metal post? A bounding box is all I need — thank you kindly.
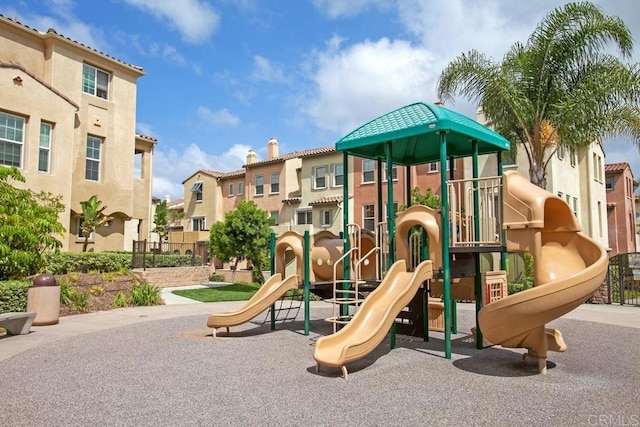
[406,165,412,207]
[270,232,276,330]
[472,141,483,348]
[422,227,429,341]
[440,132,452,359]
[342,152,350,319]
[304,230,310,335]
[448,156,457,334]
[385,142,398,349]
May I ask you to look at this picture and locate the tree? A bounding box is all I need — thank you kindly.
[0,166,65,280]
[399,187,441,211]
[80,195,112,252]
[153,200,169,242]
[437,2,640,188]
[209,200,274,283]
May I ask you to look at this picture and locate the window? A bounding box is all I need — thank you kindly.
[362,160,374,183]
[0,111,25,168]
[228,183,234,196]
[428,162,439,173]
[558,191,563,198]
[363,204,375,231]
[238,182,244,195]
[255,175,264,196]
[573,197,578,217]
[85,135,102,181]
[606,176,615,190]
[320,209,332,227]
[270,210,279,225]
[557,146,565,160]
[570,148,576,167]
[191,181,203,202]
[82,63,109,99]
[383,164,398,181]
[313,166,327,189]
[332,163,343,187]
[192,217,206,231]
[38,122,52,173]
[270,173,280,194]
[296,209,312,225]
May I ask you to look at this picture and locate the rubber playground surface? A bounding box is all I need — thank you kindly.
[1,301,639,426]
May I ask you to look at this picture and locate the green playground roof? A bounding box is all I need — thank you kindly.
[335,102,510,165]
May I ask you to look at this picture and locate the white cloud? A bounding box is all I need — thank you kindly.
[302,37,435,135]
[121,0,220,44]
[152,143,250,200]
[312,0,392,18]
[251,55,288,83]
[197,106,241,127]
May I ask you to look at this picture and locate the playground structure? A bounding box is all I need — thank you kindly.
[206,102,608,378]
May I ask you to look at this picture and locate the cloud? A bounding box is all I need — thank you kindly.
[121,0,220,44]
[197,106,241,127]
[251,55,288,83]
[312,0,392,18]
[302,36,435,135]
[152,143,251,200]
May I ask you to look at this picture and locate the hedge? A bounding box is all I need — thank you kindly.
[0,280,30,313]
[41,251,202,274]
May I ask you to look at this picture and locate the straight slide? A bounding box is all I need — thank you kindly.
[206,273,298,337]
[313,260,433,378]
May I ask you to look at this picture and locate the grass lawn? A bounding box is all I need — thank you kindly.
[172,282,260,303]
[172,282,316,303]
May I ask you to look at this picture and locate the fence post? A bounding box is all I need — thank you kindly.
[152,240,156,268]
[192,242,196,266]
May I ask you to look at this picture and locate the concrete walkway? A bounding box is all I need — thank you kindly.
[1,300,638,426]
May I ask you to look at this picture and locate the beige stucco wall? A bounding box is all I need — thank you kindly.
[1,16,151,252]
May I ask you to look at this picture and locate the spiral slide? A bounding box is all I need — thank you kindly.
[478,171,608,373]
[313,259,433,379]
[206,273,298,337]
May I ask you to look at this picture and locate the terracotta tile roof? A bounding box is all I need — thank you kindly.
[167,198,184,208]
[310,195,343,205]
[136,133,157,142]
[1,60,79,110]
[605,162,629,173]
[0,14,144,74]
[245,146,335,167]
[219,169,245,179]
[282,196,302,203]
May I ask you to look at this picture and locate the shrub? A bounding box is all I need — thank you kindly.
[88,285,104,297]
[0,280,30,313]
[129,283,161,306]
[112,291,128,308]
[42,252,132,274]
[508,282,533,295]
[69,289,88,312]
[209,273,226,282]
[59,278,73,305]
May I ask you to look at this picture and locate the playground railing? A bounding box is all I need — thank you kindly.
[447,176,504,247]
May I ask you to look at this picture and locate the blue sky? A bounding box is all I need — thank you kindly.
[3,0,640,200]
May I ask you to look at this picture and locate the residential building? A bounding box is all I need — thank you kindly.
[0,14,155,251]
[605,162,637,256]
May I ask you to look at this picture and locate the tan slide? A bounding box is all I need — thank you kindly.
[313,259,433,379]
[478,171,608,373]
[207,273,298,337]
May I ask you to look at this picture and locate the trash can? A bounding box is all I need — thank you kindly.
[27,274,60,326]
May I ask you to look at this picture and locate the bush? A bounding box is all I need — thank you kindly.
[42,252,132,274]
[112,291,128,308]
[0,280,30,313]
[508,282,533,295]
[129,283,161,306]
[209,273,226,282]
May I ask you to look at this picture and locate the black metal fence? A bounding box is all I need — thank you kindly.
[606,252,640,306]
[132,240,209,270]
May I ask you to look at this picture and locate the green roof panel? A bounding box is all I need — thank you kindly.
[335,102,510,165]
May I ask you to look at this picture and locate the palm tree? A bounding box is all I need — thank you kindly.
[80,195,112,252]
[437,1,640,188]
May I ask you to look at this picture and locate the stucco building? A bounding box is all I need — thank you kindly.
[0,14,155,252]
[605,162,637,256]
